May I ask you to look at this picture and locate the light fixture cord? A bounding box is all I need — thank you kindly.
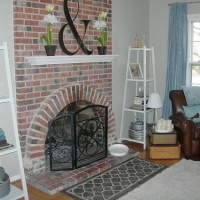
[153,108,155,130]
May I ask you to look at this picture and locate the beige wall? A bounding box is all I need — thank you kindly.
[0,0,14,81]
[149,0,169,119]
[112,0,150,138]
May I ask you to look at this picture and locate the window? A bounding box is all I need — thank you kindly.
[187,15,200,86]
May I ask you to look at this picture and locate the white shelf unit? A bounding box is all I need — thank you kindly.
[0,42,29,199]
[120,46,156,149]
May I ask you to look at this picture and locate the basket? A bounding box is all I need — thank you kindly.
[150,143,181,159]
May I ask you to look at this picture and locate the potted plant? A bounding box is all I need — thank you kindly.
[40,4,59,56]
[93,12,108,55]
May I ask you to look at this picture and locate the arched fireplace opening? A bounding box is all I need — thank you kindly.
[23,85,116,177]
[45,100,108,171]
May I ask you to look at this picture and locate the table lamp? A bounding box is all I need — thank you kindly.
[147,92,162,129]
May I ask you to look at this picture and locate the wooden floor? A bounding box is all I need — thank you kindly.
[13,141,181,200]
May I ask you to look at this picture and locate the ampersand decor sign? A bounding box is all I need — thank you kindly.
[59,0,93,55]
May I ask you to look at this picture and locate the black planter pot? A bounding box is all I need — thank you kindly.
[44,45,57,56]
[97,46,107,55]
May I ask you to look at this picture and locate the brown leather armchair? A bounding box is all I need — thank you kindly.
[169,90,200,159]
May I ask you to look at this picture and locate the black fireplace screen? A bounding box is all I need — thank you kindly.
[46,103,108,171]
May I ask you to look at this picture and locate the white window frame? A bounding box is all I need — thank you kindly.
[187,14,200,86]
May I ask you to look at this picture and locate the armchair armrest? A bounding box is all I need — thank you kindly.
[169,114,195,136]
[190,113,199,120]
[170,114,195,159]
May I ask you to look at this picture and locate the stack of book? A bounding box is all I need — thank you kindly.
[0,128,13,150]
[130,96,149,110]
[0,128,7,144]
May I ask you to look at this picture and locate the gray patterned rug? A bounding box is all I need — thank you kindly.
[63,157,165,200]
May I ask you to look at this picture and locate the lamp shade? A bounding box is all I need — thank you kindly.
[147,93,162,108]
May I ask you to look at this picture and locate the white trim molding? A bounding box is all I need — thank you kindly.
[25,55,119,65]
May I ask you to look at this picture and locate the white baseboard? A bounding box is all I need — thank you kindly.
[10,174,21,182]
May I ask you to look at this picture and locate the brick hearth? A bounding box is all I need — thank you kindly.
[28,150,138,195]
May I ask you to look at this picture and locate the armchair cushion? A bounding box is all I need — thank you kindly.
[183,105,200,123]
[182,86,200,106]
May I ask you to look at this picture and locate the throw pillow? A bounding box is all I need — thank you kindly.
[183,105,200,123]
[182,86,200,106]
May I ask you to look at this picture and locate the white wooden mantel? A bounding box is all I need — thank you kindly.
[25,55,118,65]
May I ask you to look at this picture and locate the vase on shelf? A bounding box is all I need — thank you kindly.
[97,46,107,55]
[44,45,57,56]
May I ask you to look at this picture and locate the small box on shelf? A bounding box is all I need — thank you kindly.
[151,129,177,145]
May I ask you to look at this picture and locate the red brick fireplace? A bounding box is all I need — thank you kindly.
[13,0,116,177]
[23,83,116,176]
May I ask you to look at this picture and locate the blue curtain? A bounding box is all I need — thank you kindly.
[162,3,188,119]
